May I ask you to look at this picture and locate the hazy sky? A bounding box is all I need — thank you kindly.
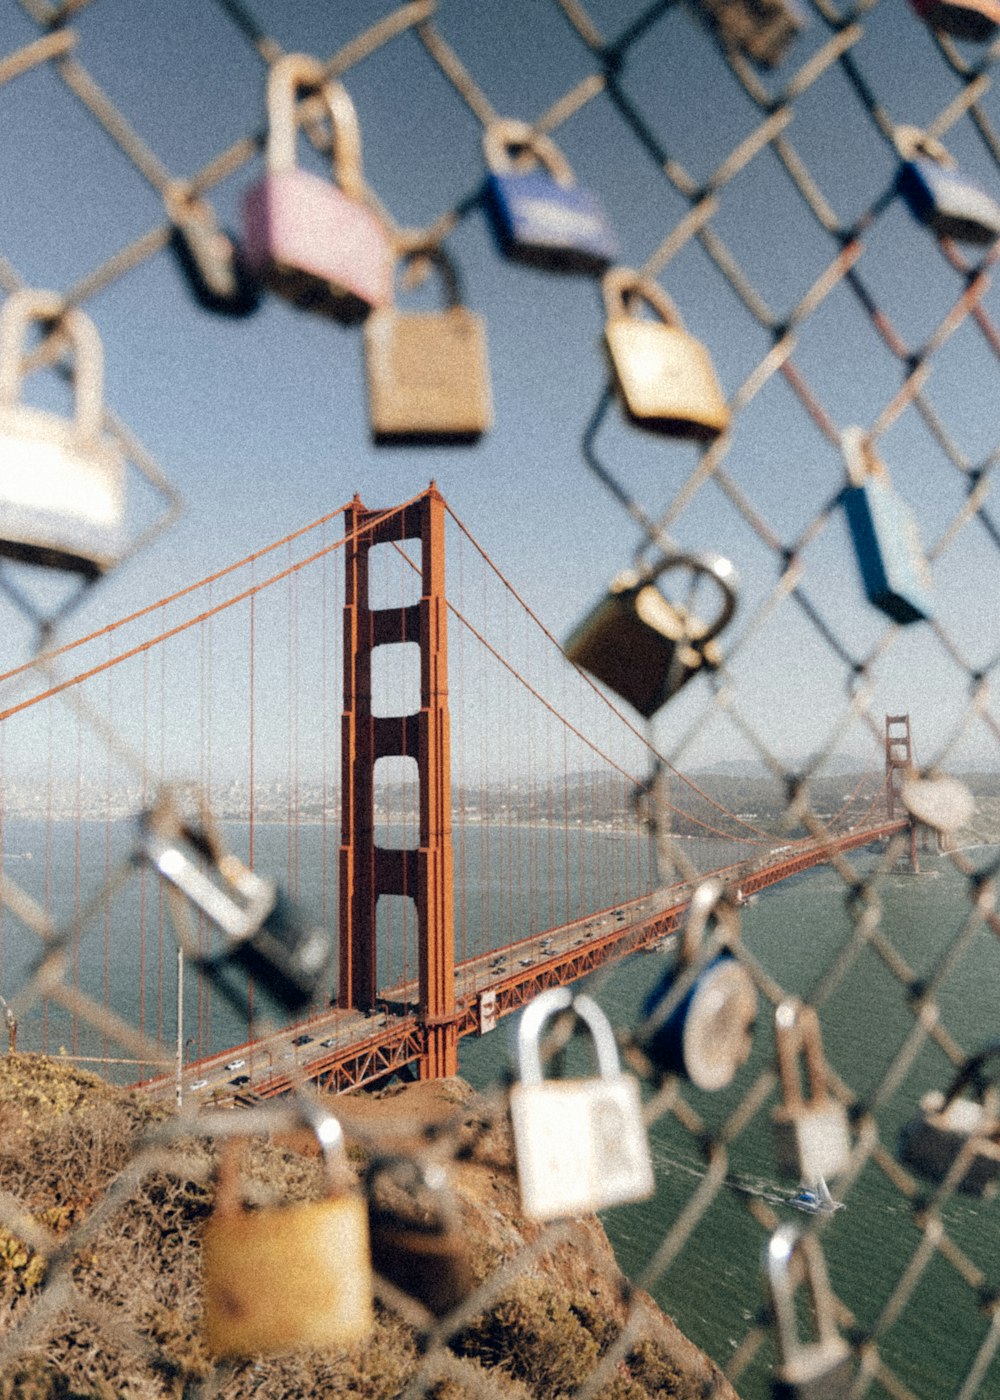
[1,0,999,779]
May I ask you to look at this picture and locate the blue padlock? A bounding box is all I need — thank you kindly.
[896,126,1000,244]
[483,120,619,274]
[638,880,758,1091]
[841,428,933,626]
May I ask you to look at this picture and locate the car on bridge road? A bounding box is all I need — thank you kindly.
[291,1034,313,1047]
[191,1079,208,1091]
[229,1075,251,1086]
[225,1059,245,1071]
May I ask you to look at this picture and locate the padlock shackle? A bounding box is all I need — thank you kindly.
[893,122,956,169]
[391,242,464,311]
[602,266,685,331]
[679,877,738,965]
[775,1000,835,1113]
[264,52,365,199]
[515,985,621,1086]
[482,119,575,187]
[212,1103,347,1219]
[0,289,104,442]
[629,550,739,647]
[764,1223,845,1364]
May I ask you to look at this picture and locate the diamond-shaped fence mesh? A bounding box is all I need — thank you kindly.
[1,1,1000,1397]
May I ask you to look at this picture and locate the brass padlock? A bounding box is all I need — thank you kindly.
[602,266,729,439]
[771,1001,851,1186]
[364,246,492,445]
[564,551,737,718]
[203,1108,373,1355]
[366,1155,474,1317]
[898,1044,1000,1197]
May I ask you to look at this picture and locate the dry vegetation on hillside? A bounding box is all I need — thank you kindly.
[0,1055,735,1400]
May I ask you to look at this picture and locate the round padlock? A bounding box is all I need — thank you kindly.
[638,879,757,1090]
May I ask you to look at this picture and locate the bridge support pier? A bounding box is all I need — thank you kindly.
[339,485,458,1079]
[885,714,919,873]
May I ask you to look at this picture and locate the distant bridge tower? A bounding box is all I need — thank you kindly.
[885,713,919,872]
[339,484,457,1079]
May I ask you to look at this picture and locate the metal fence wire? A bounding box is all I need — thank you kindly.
[1,0,1000,1396]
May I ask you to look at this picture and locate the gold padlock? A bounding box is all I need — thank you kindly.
[364,246,493,445]
[202,1108,373,1356]
[564,551,737,718]
[602,266,729,439]
[366,1155,474,1317]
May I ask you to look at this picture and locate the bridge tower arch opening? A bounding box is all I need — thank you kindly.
[885,713,919,872]
[338,484,458,1078]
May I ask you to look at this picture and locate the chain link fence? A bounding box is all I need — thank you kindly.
[1,0,1000,1396]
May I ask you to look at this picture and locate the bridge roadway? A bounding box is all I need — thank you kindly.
[145,818,907,1104]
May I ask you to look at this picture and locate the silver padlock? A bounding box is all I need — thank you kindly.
[763,1223,855,1399]
[509,986,655,1221]
[771,1001,851,1185]
[0,290,125,579]
[638,879,758,1091]
[135,793,330,1012]
[898,1044,1000,1197]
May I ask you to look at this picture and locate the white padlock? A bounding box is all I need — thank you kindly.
[771,1000,851,1186]
[509,986,654,1220]
[0,290,125,578]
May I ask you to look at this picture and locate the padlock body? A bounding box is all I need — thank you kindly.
[909,0,1000,38]
[898,1097,1000,1196]
[486,170,619,273]
[0,405,125,577]
[642,953,758,1091]
[605,319,729,438]
[364,308,493,444]
[369,1219,474,1317]
[843,476,933,624]
[234,888,330,1012]
[510,1074,654,1220]
[565,579,719,718]
[897,159,1000,244]
[772,1343,855,1399]
[203,1194,372,1355]
[242,169,392,319]
[772,1103,851,1183]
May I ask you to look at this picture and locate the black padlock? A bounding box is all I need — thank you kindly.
[366,1156,474,1317]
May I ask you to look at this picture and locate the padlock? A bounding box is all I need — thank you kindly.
[482,120,619,274]
[771,1001,851,1185]
[135,795,330,1012]
[638,879,758,1091]
[895,125,1000,244]
[692,0,808,68]
[366,1156,474,1316]
[0,290,125,579]
[763,1223,855,1400]
[909,0,1000,41]
[509,985,655,1221]
[165,184,262,318]
[602,267,730,439]
[564,550,737,718]
[364,247,493,444]
[203,1108,373,1355]
[841,427,933,626]
[242,52,392,320]
[898,1044,1000,1196]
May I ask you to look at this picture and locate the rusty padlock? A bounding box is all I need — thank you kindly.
[564,550,737,718]
[202,1108,373,1355]
[366,1155,474,1316]
[602,266,729,438]
[364,246,492,444]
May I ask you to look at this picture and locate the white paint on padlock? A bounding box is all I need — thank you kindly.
[509,986,654,1221]
[900,772,974,834]
[771,1000,851,1186]
[763,1224,855,1399]
[0,290,125,577]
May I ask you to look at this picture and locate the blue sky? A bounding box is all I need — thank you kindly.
[1,0,999,777]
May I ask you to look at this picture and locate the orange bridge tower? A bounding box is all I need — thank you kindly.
[338,484,458,1078]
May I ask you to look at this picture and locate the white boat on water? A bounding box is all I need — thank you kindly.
[788,1175,845,1215]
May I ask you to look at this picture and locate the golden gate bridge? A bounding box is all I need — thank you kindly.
[0,484,920,1100]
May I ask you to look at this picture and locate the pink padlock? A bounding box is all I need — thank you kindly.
[242,53,392,321]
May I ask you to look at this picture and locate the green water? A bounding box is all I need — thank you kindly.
[460,849,1000,1400]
